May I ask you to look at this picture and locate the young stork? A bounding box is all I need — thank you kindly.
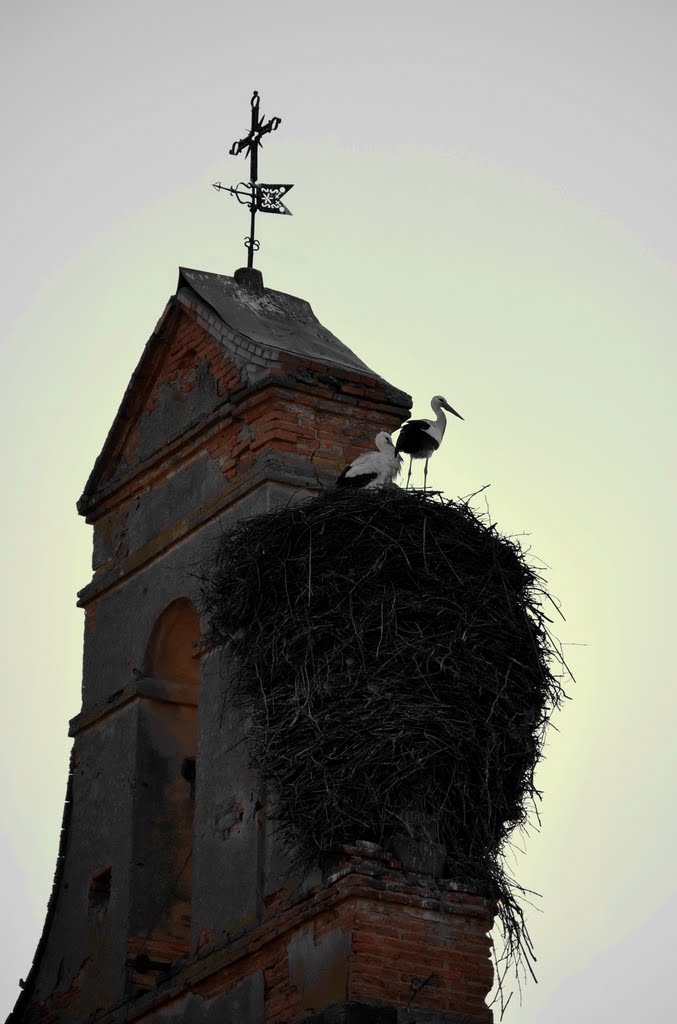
[395,395,464,489]
[336,432,402,489]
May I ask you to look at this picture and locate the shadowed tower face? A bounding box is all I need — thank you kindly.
[9,269,496,1024]
[126,598,201,985]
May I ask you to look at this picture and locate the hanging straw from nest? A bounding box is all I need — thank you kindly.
[200,486,568,994]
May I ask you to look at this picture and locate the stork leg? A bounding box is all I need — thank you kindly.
[423,457,429,492]
[406,457,413,489]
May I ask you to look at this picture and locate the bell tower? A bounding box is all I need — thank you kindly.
[7,268,494,1023]
[8,82,508,1018]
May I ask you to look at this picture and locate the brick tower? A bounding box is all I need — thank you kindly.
[9,268,496,1024]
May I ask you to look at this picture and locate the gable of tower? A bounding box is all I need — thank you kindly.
[79,299,246,515]
[78,269,412,526]
[75,268,411,618]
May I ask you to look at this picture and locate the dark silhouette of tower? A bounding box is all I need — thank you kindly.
[9,268,495,1024]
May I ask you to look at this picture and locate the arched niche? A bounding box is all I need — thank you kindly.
[146,597,201,687]
[129,597,201,982]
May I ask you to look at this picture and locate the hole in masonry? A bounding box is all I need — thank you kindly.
[181,757,196,799]
[88,865,112,909]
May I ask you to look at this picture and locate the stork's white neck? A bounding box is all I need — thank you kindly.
[430,398,448,438]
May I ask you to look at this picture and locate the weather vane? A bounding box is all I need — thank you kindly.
[213,90,293,279]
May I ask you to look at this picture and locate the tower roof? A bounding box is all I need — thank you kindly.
[177,267,371,374]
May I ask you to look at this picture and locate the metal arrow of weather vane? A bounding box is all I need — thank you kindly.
[212,90,293,271]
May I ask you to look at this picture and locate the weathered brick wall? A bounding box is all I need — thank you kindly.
[25,843,494,1022]
[118,847,495,1024]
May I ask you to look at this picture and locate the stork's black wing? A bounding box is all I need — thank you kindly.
[395,420,438,455]
[336,467,378,488]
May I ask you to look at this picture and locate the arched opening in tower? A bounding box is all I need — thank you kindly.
[148,597,201,687]
[127,598,201,989]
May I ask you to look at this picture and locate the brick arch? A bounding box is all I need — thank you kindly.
[146,597,200,686]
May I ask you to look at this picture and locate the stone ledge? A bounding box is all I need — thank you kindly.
[69,677,199,736]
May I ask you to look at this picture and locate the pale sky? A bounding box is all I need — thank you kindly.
[1,1,676,1020]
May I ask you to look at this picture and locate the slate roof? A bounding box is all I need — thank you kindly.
[177,267,372,374]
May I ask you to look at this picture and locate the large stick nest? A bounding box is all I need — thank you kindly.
[200,486,566,983]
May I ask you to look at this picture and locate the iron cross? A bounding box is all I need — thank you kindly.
[213,91,294,270]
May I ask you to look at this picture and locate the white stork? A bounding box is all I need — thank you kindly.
[336,432,402,489]
[395,395,464,489]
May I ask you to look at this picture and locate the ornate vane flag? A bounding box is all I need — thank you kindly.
[213,91,294,271]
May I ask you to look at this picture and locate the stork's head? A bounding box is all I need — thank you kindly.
[432,395,464,420]
[375,431,394,451]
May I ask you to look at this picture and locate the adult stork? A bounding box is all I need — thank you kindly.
[395,395,464,489]
[336,432,403,489]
